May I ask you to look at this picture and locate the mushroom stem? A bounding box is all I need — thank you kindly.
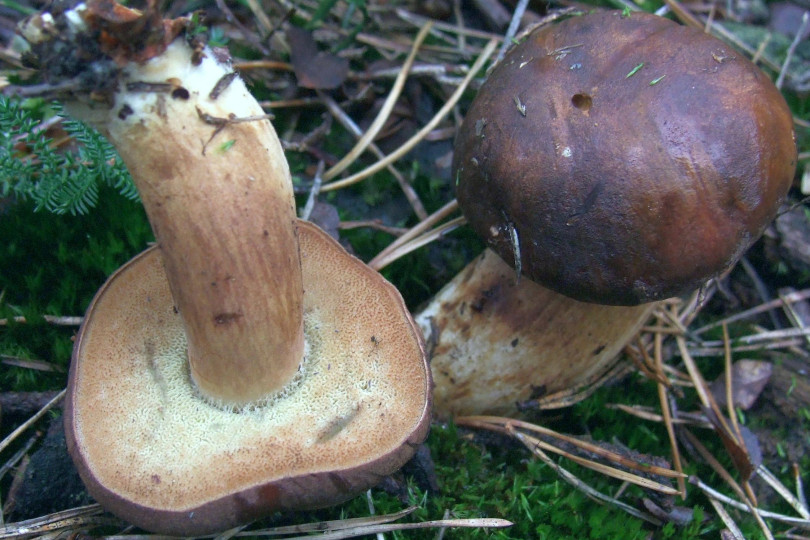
[69,40,304,407]
[416,250,656,417]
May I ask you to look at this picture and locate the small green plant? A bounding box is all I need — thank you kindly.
[0,95,137,215]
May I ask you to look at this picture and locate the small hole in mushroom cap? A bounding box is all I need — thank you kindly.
[171,87,190,100]
[571,93,592,112]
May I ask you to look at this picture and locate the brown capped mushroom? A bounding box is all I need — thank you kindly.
[417,10,796,417]
[20,3,430,534]
[454,10,796,305]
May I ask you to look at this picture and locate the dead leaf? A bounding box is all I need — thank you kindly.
[287,26,349,89]
[308,201,341,241]
[704,407,763,481]
[710,359,772,410]
[641,498,696,527]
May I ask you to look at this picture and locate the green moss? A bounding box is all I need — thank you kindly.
[0,188,151,390]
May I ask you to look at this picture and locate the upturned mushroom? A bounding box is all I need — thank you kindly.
[17,1,430,535]
[454,10,796,306]
[417,10,796,417]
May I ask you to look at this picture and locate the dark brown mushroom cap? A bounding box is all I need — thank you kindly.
[65,220,430,536]
[454,11,796,305]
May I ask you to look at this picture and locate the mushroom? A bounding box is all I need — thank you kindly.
[416,10,796,417]
[454,10,796,306]
[20,2,430,534]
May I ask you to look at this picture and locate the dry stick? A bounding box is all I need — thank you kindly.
[459,416,684,481]
[323,22,433,182]
[244,518,513,540]
[796,463,809,513]
[0,389,65,455]
[709,21,782,73]
[723,324,745,449]
[515,430,679,494]
[655,331,687,498]
[721,324,761,511]
[453,0,466,54]
[318,93,428,220]
[683,429,773,539]
[248,507,419,536]
[633,333,668,385]
[678,336,766,512]
[0,503,106,538]
[350,64,466,85]
[679,335,761,508]
[0,432,39,481]
[299,160,324,221]
[776,11,810,89]
[609,404,679,424]
[407,20,462,51]
[338,220,408,236]
[243,0,274,36]
[259,97,324,110]
[704,0,717,34]
[657,304,694,339]
[758,465,810,520]
[395,8,504,42]
[664,0,703,29]
[0,515,122,539]
[495,0,529,63]
[779,531,810,540]
[234,60,294,72]
[676,337,714,411]
[660,363,695,386]
[214,0,270,57]
[356,31,485,58]
[642,325,684,334]
[683,430,749,502]
[707,496,745,540]
[696,327,810,348]
[368,216,466,271]
[368,199,459,269]
[690,477,810,528]
[689,338,808,357]
[0,315,83,326]
[751,32,773,65]
[319,38,499,192]
[628,341,663,384]
[779,288,810,348]
[353,33,416,58]
[505,427,664,527]
[1,505,510,539]
[680,286,713,329]
[364,490,385,540]
[669,0,779,71]
[433,509,451,540]
[679,333,749,453]
[1,354,63,372]
[739,257,781,330]
[214,524,247,540]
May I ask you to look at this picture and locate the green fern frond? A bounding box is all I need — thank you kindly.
[63,117,138,204]
[0,95,137,215]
